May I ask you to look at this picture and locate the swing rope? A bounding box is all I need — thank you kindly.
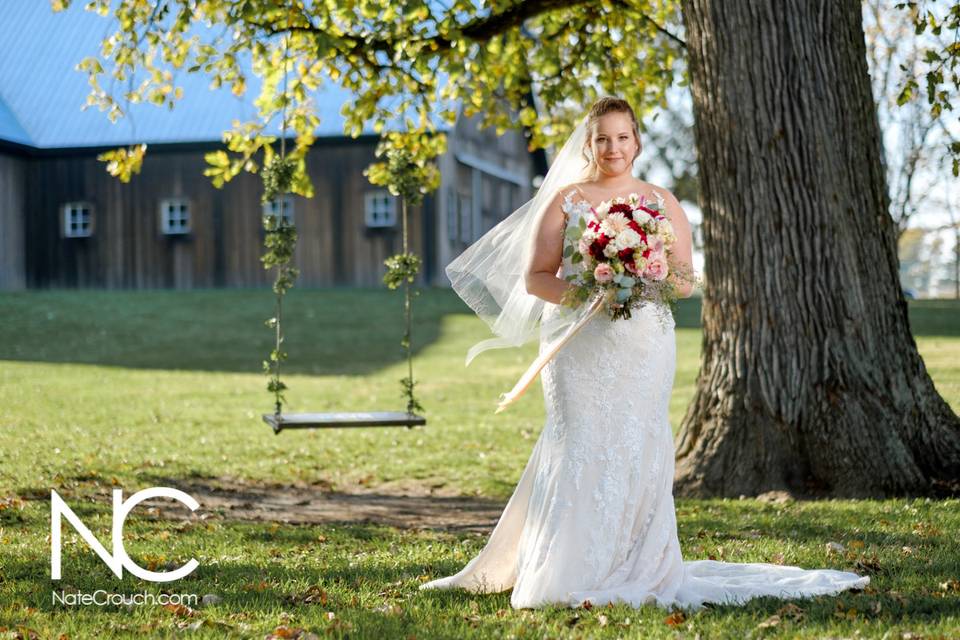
[262,3,425,429]
[273,27,289,419]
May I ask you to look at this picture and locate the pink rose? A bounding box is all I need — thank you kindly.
[593,263,614,283]
[578,238,592,257]
[642,253,668,281]
[647,235,664,254]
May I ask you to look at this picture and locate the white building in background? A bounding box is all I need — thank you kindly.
[899,224,960,299]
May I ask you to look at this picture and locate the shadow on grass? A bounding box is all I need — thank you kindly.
[0,288,707,376]
[4,546,956,638]
[0,287,471,376]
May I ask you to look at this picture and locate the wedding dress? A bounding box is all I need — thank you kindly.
[421,188,870,610]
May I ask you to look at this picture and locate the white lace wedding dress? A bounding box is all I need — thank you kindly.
[421,189,870,610]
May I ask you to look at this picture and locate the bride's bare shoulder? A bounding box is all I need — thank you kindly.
[555,182,586,198]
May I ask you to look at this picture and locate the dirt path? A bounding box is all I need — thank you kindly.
[161,478,506,534]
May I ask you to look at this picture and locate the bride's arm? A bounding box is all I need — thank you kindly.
[661,191,695,298]
[524,190,572,305]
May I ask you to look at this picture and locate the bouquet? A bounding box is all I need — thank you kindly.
[559,192,685,322]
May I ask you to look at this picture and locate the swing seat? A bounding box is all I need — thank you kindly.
[263,411,426,434]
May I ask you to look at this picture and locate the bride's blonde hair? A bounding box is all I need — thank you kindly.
[581,96,642,181]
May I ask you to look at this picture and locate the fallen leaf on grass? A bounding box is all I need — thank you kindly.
[776,603,805,622]
[264,626,319,640]
[664,611,686,626]
[373,604,403,615]
[285,585,328,606]
[939,579,960,593]
[912,521,941,537]
[756,614,781,629]
[833,603,858,620]
[854,553,882,575]
[162,603,196,618]
[462,614,482,627]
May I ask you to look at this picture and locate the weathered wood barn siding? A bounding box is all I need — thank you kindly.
[14,136,433,289]
[0,150,26,289]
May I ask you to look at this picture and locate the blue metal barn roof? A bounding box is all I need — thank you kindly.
[0,0,451,149]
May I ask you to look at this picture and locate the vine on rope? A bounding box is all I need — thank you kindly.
[261,153,299,416]
[365,131,442,416]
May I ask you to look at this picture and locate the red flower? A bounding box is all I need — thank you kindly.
[618,248,633,261]
[591,233,611,259]
[638,205,658,216]
[627,220,643,234]
[609,203,633,215]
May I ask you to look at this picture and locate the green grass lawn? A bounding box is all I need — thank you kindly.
[0,289,958,639]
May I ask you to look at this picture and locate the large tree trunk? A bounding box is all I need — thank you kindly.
[675,0,960,498]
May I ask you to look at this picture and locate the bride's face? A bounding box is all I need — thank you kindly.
[587,111,640,178]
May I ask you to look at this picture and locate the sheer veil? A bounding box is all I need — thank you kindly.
[445,115,597,366]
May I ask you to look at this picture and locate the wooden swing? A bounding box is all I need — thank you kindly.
[260,24,425,435]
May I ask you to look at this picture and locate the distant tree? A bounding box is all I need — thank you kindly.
[865,0,954,238]
[895,1,960,176]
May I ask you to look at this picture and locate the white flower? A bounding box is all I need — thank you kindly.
[657,218,675,235]
[599,212,630,237]
[614,228,642,251]
[595,201,611,220]
[603,243,619,258]
[633,209,652,226]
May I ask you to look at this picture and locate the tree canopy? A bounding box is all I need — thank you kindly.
[57,0,686,192]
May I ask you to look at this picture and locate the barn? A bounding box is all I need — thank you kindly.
[0,1,540,290]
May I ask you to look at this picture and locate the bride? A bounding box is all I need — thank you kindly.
[421,96,870,610]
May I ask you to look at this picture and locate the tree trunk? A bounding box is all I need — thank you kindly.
[675,0,960,498]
